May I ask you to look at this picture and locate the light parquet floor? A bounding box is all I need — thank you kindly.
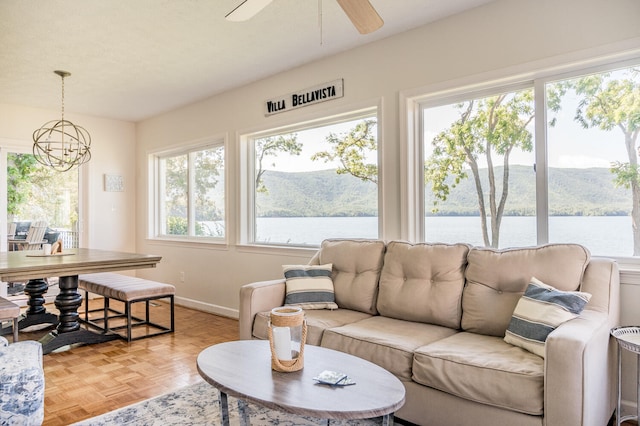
[18,299,238,426]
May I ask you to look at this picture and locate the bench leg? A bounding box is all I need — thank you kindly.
[12,317,18,342]
[170,296,175,332]
[126,302,132,342]
[79,291,174,341]
[104,298,110,333]
[83,290,89,322]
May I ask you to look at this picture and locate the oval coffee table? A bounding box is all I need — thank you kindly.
[197,340,405,425]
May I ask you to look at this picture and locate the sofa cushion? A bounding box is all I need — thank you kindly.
[283,264,338,310]
[504,277,591,358]
[377,241,469,328]
[462,244,590,337]
[309,239,386,315]
[413,332,544,415]
[252,308,372,346]
[321,316,458,381]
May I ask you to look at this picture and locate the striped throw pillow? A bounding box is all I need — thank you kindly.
[283,264,338,310]
[504,277,591,358]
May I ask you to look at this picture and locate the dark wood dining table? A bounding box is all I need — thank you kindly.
[0,248,162,354]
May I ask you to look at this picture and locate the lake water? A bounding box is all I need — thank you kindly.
[253,216,634,257]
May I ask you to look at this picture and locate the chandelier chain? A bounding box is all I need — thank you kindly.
[60,74,65,122]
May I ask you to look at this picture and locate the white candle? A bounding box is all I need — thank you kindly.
[272,326,292,360]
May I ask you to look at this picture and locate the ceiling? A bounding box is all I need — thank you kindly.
[1,0,495,122]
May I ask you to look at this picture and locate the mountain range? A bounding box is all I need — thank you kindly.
[256,166,631,217]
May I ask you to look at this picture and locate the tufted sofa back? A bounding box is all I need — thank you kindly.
[461,244,591,336]
[376,241,469,329]
[309,238,386,314]
[308,240,615,338]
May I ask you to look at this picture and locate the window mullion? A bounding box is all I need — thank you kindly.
[158,159,167,235]
[534,79,549,245]
[188,152,196,236]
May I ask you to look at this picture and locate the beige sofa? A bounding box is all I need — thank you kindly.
[239,239,620,426]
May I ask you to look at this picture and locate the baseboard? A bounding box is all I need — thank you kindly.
[175,296,239,320]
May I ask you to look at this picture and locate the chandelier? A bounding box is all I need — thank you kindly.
[32,70,91,172]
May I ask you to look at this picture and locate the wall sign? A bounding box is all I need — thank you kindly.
[264,79,344,116]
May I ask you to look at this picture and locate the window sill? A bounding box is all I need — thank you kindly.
[146,237,228,250]
[604,256,640,285]
[236,243,318,258]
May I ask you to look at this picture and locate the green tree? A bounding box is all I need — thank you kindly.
[567,69,640,254]
[311,119,378,184]
[255,135,301,193]
[163,147,225,236]
[425,90,534,247]
[7,153,78,229]
[194,148,224,223]
[7,154,38,219]
[164,154,188,234]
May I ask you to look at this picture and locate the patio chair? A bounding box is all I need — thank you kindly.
[16,221,47,251]
[7,223,16,240]
[13,221,31,239]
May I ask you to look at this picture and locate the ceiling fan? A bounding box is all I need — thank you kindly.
[225,0,384,34]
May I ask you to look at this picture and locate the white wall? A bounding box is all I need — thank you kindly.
[0,103,137,252]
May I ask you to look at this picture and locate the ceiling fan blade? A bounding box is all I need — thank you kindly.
[336,0,384,34]
[225,0,273,22]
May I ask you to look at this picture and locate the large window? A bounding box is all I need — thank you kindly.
[246,110,379,247]
[423,87,536,248]
[154,141,225,240]
[418,62,640,258]
[546,67,640,257]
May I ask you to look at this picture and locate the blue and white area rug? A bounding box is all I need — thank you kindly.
[72,380,383,425]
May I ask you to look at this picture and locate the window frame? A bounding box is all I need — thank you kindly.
[148,136,227,244]
[403,53,640,262]
[417,81,534,245]
[238,105,382,249]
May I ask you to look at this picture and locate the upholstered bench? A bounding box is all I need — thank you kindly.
[0,297,20,342]
[78,272,175,341]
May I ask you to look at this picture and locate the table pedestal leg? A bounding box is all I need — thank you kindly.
[38,275,118,354]
[55,276,82,333]
[382,413,394,426]
[0,278,58,337]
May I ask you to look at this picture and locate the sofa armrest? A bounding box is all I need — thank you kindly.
[544,309,614,426]
[239,279,286,340]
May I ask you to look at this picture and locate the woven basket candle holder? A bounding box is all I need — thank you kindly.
[268,306,307,372]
